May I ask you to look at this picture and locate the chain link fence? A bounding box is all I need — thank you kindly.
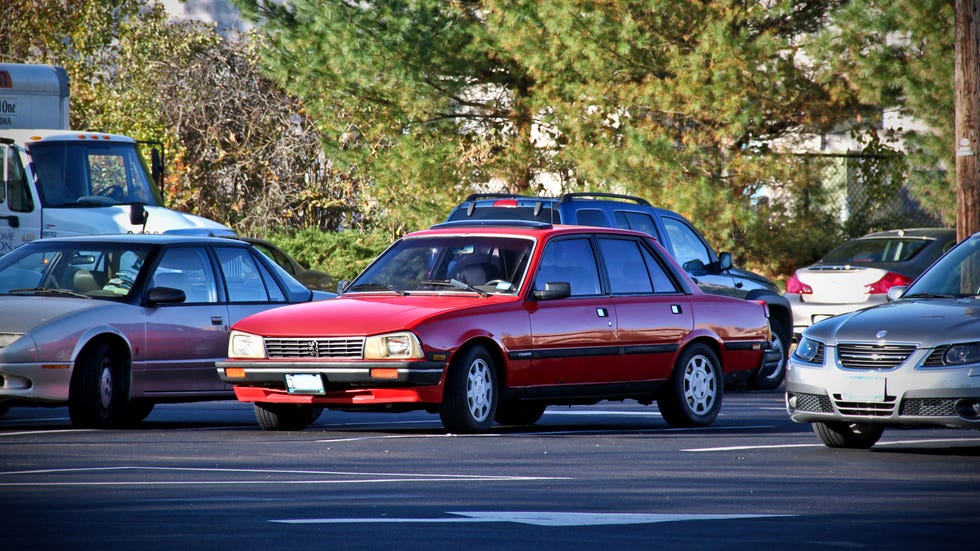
[793,153,943,239]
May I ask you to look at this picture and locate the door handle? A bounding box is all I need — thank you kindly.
[211,316,224,326]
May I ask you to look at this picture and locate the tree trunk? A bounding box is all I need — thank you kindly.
[956,0,980,241]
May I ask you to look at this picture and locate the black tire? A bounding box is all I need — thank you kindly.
[657,343,723,428]
[68,342,128,429]
[494,401,546,426]
[812,421,884,449]
[751,318,788,390]
[254,403,321,431]
[122,399,155,426]
[439,345,498,433]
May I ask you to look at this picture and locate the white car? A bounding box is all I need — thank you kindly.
[785,228,956,339]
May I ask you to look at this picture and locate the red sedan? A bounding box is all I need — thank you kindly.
[217,222,775,433]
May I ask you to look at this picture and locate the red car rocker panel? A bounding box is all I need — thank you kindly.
[217,222,775,433]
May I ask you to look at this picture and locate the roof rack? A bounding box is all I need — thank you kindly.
[430,219,553,230]
[559,192,650,206]
[462,193,537,202]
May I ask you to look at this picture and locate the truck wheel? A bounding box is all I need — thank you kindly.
[68,342,127,429]
[439,345,497,433]
[658,343,722,428]
[752,318,788,390]
[254,403,321,431]
[812,421,884,449]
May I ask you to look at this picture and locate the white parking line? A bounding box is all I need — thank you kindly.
[684,437,980,452]
[0,465,569,487]
[272,511,792,526]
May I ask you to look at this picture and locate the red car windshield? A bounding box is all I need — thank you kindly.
[348,235,534,295]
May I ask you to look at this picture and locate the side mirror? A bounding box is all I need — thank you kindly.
[147,286,186,305]
[129,203,148,226]
[532,281,571,300]
[337,279,349,294]
[886,286,907,301]
[717,252,733,271]
[151,147,165,200]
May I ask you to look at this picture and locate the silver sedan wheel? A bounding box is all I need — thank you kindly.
[98,358,114,411]
[466,357,494,423]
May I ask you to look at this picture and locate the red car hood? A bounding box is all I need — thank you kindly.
[232,294,515,337]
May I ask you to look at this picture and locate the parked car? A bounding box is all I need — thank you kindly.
[237,237,336,292]
[785,228,956,339]
[0,234,334,427]
[786,231,980,449]
[445,192,791,389]
[217,221,776,433]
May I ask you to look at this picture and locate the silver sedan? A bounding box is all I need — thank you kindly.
[0,234,332,428]
[786,231,980,448]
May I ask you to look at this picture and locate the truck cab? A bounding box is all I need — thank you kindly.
[0,63,232,255]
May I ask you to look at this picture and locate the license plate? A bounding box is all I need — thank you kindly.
[285,373,325,394]
[841,374,885,402]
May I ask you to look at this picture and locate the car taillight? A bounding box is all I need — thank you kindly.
[786,274,812,294]
[864,272,912,294]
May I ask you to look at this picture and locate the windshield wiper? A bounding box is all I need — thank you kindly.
[421,279,489,297]
[901,292,958,299]
[345,283,405,295]
[8,287,91,299]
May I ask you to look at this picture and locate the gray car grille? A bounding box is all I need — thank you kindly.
[900,398,958,417]
[793,392,833,413]
[264,337,365,359]
[836,343,916,369]
[832,394,897,416]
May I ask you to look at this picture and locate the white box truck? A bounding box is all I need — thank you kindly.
[0,63,232,254]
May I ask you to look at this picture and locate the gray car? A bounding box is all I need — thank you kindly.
[0,234,333,428]
[786,231,980,448]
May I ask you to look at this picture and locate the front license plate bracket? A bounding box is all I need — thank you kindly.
[285,373,325,395]
[841,374,885,402]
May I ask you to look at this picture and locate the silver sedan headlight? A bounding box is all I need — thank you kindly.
[944,342,980,366]
[793,336,824,365]
[0,333,24,349]
[228,331,266,359]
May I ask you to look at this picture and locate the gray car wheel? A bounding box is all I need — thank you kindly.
[812,421,884,449]
[68,342,127,429]
[439,345,498,433]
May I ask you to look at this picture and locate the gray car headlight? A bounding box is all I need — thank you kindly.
[793,337,823,364]
[0,333,24,349]
[944,343,980,366]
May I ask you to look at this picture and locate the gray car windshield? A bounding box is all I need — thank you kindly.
[903,237,980,297]
[348,235,534,295]
[0,244,151,299]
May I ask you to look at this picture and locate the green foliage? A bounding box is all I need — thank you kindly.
[812,0,955,223]
[265,227,392,281]
[238,0,879,267]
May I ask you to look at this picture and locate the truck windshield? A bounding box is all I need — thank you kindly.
[28,141,163,207]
